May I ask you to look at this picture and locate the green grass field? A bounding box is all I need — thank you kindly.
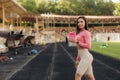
[91,41,120,60]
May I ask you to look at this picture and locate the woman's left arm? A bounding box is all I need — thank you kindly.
[78,32,91,49]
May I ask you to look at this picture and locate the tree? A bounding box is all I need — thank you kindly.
[17,0,39,14]
[17,0,115,15]
[114,2,120,16]
[55,0,85,15]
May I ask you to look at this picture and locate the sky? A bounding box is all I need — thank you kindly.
[112,0,120,3]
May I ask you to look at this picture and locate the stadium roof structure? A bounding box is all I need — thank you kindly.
[0,0,42,29]
[0,0,27,18]
[41,14,120,24]
[0,0,42,19]
[20,12,42,22]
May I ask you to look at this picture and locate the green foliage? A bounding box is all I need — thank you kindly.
[37,0,47,13]
[114,2,120,16]
[17,0,39,13]
[17,0,115,15]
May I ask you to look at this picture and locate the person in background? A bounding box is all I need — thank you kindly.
[65,35,68,44]
[70,16,95,80]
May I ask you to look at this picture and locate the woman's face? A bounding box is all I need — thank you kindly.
[77,18,85,30]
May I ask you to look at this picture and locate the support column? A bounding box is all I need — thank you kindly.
[42,16,45,32]
[50,16,52,31]
[10,12,13,30]
[102,22,104,32]
[2,4,5,29]
[47,16,49,31]
[36,16,38,34]
[17,16,19,30]
[53,15,55,31]
[68,17,70,33]
[19,17,22,30]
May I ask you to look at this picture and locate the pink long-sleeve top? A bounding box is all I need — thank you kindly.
[76,30,91,49]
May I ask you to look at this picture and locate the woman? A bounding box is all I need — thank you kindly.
[70,16,95,80]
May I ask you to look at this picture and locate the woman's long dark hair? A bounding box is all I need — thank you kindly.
[76,16,88,34]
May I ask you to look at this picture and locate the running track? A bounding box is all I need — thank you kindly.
[9,42,120,80]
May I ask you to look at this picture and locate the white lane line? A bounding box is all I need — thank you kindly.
[60,44,75,63]
[94,58,120,74]
[6,45,50,80]
[44,43,56,80]
[60,44,120,74]
[49,43,57,80]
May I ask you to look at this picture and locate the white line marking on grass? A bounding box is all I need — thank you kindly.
[60,44,75,63]
[94,58,120,74]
